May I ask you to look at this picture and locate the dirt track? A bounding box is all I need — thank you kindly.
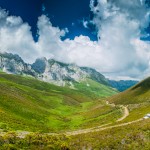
[64,103,141,136]
[65,118,143,136]
[117,105,129,122]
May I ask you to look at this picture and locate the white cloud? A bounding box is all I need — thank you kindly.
[88,0,150,79]
[0,12,67,63]
[82,20,89,28]
[36,15,67,59]
[0,0,150,80]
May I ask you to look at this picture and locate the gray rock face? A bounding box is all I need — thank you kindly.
[0,52,35,76]
[32,58,88,86]
[32,58,47,74]
[80,67,109,86]
[0,52,109,86]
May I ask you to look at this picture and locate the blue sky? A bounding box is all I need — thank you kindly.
[0,0,150,80]
[0,0,150,41]
[0,0,97,41]
[0,0,43,40]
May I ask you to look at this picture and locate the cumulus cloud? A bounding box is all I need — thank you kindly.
[88,0,150,79]
[0,10,67,63]
[0,8,37,62]
[0,0,150,80]
[62,0,150,79]
[37,15,67,59]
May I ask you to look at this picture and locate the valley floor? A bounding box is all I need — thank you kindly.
[0,101,125,137]
[0,101,149,150]
[0,101,145,137]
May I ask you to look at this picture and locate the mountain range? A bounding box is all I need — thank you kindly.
[0,52,138,92]
[0,52,109,87]
[108,80,139,92]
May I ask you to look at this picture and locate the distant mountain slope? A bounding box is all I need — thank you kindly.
[109,80,138,92]
[109,77,150,105]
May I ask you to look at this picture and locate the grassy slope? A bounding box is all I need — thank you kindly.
[1,119,149,149]
[0,72,119,132]
[74,78,117,98]
[109,77,150,105]
[68,78,150,149]
[108,77,150,123]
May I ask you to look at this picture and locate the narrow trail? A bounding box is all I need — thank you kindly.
[64,102,143,136]
[65,118,143,136]
[0,118,143,138]
[117,105,129,122]
[106,100,129,122]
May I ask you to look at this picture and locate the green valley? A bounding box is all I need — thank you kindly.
[0,72,119,133]
[0,68,150,150]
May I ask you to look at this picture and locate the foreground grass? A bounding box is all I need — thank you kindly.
[69,119,150,150]
[0,120,149,150]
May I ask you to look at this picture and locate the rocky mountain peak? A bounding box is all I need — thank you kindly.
[0,52,24,63]
[0,52,35,76]
[32,57,47,74]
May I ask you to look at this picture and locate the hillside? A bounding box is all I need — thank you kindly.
[67,78,150,149]
[108,77,150,124]
[53,77,150,149]
[1,53,149,150]
[0,72,119,132]
[109,77,150,105]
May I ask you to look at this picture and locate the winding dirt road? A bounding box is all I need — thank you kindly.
[43,105,140,137]
[64,103,141,136]
[117,105,129,122]
[0,118,143,138]
[106,101,129,122]
[65,118,143,136]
